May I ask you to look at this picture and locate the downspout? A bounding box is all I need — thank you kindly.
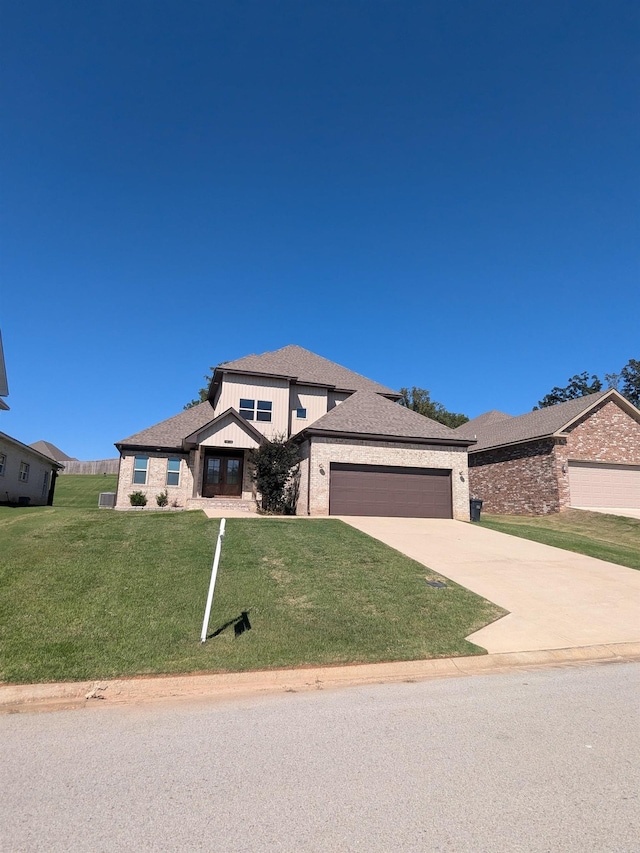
[307,441,312,516]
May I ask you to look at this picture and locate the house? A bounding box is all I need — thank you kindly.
[456,389,640,515]
[0,331,63,506]
[29,441,78,463]
[115,345,474,518]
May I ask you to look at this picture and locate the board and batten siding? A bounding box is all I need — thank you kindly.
[214,373,290,439]
[289,385,329,436]
[197,413,261,449]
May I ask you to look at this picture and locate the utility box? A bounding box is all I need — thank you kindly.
[470,498,483,522]
[18,496,30,506]
[98,492,117,508]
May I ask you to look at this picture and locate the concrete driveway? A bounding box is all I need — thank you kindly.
[340,518,640,654]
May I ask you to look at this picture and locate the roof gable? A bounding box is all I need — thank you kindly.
[469,390,639,452]
[302,391,474,444]
[213,345,400,398]
[182,408,263,449]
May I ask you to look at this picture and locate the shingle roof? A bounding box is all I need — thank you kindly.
[217,345,400,397]
[303,391,474,444]
[454,409,513,438]
[468,390,616,452]
[29,441,78,462]
[116,402,216,449]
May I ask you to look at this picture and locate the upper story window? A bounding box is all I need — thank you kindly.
[256,400,272,422]
[19,461,30,482]
[239,398,255,420]
[0,454,5,476]
[166,458,181,486]
[239,399,272,423]
[133,456,148,485]
[296,408,307,419]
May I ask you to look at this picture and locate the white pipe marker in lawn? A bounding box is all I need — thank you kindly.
[200,518,226,643]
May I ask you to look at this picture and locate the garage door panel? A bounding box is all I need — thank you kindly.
[329,463,452,518]
[568,461,640,508]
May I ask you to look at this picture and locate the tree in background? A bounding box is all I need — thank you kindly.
[535,372,603,409]
[399,387,469,429]
[184,364,229,410]
[620,359,640,407]
[249,435,301,514]
[535,359,639,409]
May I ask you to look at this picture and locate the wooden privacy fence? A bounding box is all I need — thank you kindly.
[60,459,120,475]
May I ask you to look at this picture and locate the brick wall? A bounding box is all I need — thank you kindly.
[306,437,470,520]
[468,399,640,515]
[468,439,559,515]
[115,452,193,508]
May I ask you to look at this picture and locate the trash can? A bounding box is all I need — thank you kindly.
[469,498,483,522]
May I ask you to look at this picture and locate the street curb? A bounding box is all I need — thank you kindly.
[2,642,640,714]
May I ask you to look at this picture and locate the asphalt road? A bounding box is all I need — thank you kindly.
[2,663,639,852]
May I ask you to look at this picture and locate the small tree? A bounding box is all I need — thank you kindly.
[249,435,301,514]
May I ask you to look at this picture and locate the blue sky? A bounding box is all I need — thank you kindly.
[2,1,638,459]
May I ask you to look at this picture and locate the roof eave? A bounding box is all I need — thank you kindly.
[299,428,475,447]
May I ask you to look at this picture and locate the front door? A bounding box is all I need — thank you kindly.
[202,452,244,498]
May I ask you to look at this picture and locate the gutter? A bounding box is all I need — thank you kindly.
[297,428,476,448]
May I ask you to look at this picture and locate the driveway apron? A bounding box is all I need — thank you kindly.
[340,518,640,653]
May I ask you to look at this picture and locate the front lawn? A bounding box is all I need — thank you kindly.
[0,507,504,684]
[481,509,640,571]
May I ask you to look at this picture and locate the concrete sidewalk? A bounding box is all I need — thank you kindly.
[341,517,640,653]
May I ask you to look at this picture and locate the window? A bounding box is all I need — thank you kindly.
[133,456,148,484]
[256,400,272,422]
[19,462,30,482]
[296,408,307,419]
[239,399,272,422]
[166,458,181,486]
[0,454,5,476]
[239,398,255,420]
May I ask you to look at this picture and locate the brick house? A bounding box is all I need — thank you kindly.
[457,390,640,515]
[115,345,474,518]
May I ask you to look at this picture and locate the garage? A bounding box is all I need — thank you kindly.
[329,462,453,518]
[568,461,640,508]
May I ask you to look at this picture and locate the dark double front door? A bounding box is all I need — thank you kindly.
[202,452,244,497]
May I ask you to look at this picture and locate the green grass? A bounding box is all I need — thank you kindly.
[54,473,118,508]
[481,509,640,571]
[0,505,504,684]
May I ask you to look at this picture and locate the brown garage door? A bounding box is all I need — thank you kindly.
[568,461,640,508]
[329,463,452,518]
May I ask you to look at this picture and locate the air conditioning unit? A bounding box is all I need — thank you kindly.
[98,492,117,508]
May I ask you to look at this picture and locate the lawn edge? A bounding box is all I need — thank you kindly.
[3,642,639,715]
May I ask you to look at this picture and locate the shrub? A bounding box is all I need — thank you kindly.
[129,491,147,507]
[249,435,301,514]
[156,490,169,507]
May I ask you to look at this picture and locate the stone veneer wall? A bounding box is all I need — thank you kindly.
[305,436,470,520]
[468,439,559,515]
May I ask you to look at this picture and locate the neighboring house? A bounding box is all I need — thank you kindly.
[29,441,78,463]
[0,331,63,506]
[115,345,474,518]
[456,390,640,514]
